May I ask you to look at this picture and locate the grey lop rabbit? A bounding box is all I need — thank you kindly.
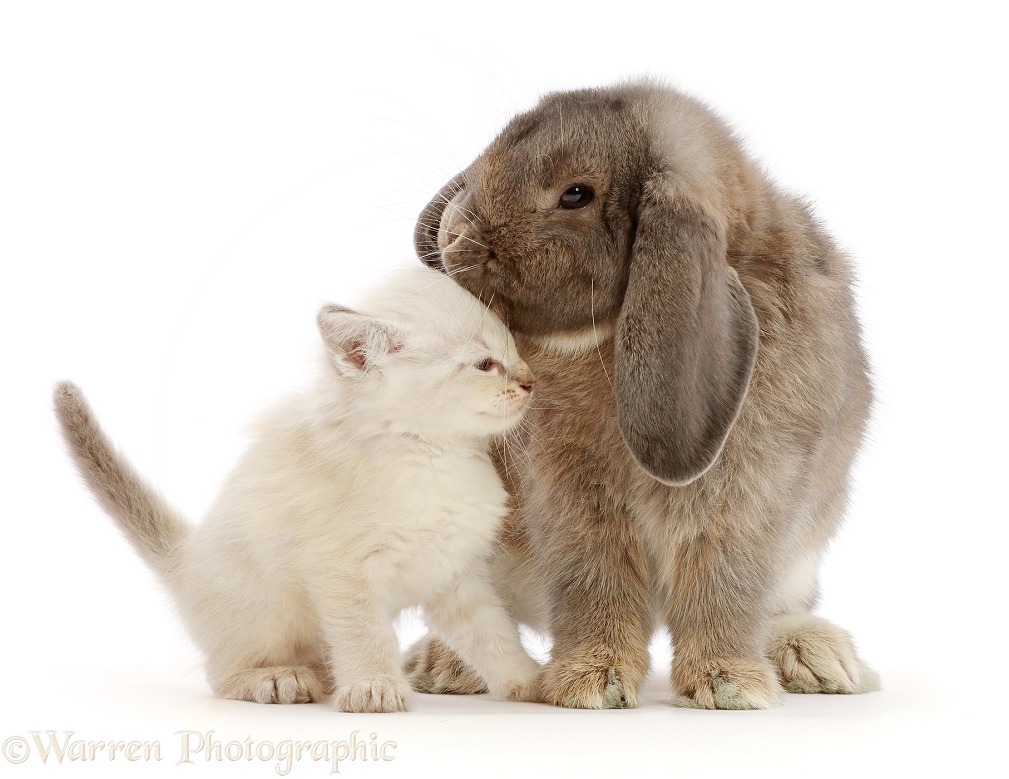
[408,80,880,709]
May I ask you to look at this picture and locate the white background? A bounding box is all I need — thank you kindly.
[2,1,1006,777]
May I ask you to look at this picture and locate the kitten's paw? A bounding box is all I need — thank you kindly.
[403,636,488,695]
[768,613,881,694]
[541,654,643,709]
[214,666,323,704]
[334,676,411,713]
[671,656,782,710]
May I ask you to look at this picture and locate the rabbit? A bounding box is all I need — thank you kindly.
[406,80,880,709]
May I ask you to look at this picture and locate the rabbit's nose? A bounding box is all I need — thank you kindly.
[438,221,470,250]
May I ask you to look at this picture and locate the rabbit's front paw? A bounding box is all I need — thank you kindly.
[403,636,488,695]
[672,656,782,710]
[542,655,641,709]
[768,614,881,694]
[334,676,411,713]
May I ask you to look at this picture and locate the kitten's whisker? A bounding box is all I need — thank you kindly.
[591,278,614,393]
[501,423,538,473]
[498,435,511,484]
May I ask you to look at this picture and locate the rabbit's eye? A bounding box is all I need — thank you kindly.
[558,184,594,209]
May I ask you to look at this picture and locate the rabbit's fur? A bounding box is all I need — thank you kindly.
[410,81,879,709]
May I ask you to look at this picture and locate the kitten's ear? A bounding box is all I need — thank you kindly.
[317,304,404,376]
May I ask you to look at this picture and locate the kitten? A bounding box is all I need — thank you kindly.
[53,265,541,713]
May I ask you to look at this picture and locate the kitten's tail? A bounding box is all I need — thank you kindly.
[53,381,190,578]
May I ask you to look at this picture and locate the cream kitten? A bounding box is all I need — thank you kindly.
[53,266,541,713]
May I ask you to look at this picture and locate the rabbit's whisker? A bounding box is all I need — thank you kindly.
[442,231,489,251]
[439,197,483,225]
[417,249,449,263]
[445,263,484,279]
[427,188,483,230]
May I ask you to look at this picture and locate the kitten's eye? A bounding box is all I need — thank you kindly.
[558,184,594,209]
[476,358,499,372]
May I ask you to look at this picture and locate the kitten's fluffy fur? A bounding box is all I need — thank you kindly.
[54,266,541,712]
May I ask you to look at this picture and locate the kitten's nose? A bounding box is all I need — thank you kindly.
[513,366,536,395]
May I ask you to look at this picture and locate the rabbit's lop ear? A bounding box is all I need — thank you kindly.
[414,172,467,270]
[615,182,759,486]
